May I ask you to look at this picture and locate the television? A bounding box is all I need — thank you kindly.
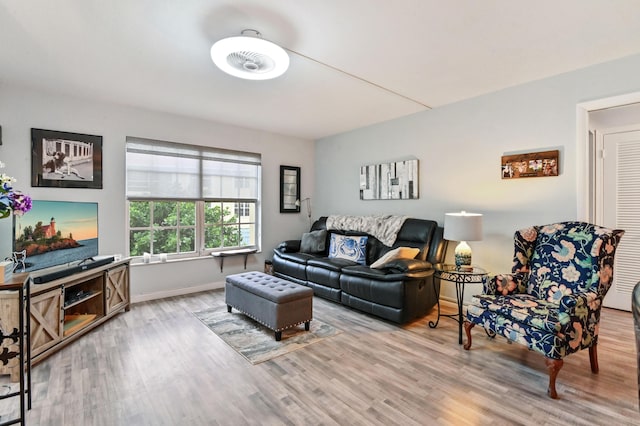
[13,200,99,273]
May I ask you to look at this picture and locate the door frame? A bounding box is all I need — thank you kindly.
[576,91,640,222]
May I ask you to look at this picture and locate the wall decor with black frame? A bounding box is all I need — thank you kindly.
[280,165,300,213]
[31,128,103,189]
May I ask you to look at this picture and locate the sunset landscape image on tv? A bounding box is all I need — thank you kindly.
[13,200,99,272]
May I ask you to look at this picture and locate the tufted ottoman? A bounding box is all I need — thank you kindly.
[225,271,313,341]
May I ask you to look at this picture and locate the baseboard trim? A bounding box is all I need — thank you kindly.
[132,281,224,304]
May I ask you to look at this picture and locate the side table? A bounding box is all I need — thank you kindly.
[429,263,487,344]
[0,273,32,425]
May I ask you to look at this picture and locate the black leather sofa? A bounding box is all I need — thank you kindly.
[272,216,448,323]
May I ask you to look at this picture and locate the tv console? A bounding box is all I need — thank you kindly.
[0,258,130,376]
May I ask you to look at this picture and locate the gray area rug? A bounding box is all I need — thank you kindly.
[193,305,342,364]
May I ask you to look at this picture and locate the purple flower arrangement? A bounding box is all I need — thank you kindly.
[0,160,32,219]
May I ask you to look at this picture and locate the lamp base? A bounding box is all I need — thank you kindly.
[454,241,472,267]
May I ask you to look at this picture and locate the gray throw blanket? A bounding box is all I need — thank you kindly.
[326,215,409,247]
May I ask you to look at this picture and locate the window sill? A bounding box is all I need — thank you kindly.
[130,251,262,267]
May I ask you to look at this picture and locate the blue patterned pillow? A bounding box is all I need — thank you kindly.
[328,234,368,265]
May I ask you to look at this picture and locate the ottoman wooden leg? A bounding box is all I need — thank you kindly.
[275,331,282,341]
[227,305,232,313]
[305,321,310,331]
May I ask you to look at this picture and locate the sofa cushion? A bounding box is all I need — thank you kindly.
[341,263,433,281]
[371,247,420,268]
[307,256,358,272]
[300,229,327,253]
[274,249,318,264]
[328,234,368,265]
[469,294,562,334]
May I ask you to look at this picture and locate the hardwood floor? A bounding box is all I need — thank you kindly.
[4,290,639,425]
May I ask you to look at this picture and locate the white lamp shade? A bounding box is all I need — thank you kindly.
[210,35,289,80]
[444,212,483,242]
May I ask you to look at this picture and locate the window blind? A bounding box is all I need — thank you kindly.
[126,137,261,199]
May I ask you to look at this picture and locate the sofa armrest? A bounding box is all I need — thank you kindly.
[485,273,528,296]
[383,259,432,273]
[277,240,301,253]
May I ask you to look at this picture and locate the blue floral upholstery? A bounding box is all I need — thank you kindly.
[464,221,624,398]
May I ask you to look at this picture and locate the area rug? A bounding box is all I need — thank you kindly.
[193,305,342,364]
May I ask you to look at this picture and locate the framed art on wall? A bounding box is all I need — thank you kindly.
[501,149,559,179]
[280,165,300,213]
[359,159,419,200]
[31,128,103,189]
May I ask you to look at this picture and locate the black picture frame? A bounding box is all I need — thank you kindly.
[280,165,300,213]
[31,128,103,189]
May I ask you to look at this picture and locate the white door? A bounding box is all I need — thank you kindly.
[597,129,640,311]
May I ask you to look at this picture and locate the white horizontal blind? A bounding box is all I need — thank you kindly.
[614,140,640,294]
[126,138,261,199]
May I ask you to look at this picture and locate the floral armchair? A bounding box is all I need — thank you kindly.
[464,222,624,398]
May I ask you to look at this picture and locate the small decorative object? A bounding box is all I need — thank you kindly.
[501,149,559,179]
[31,128,103,189]
[0,261,13,282]
[280,165,300,213]
[360,159,418,200]
[0,160,32,219]
[444,211,483,267]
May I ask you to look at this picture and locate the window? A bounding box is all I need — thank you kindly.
[126,138,261,259]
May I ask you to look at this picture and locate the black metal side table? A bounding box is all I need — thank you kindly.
[0,273,32,426]
[430,263,487,345]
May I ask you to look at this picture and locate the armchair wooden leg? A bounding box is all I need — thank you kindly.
[545,358,564,399]
[463,322,475,350]
[589,344,599,373]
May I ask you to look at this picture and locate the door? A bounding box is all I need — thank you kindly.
[597,129,640,310]
[30,287,63,356]
[106,265,129,314]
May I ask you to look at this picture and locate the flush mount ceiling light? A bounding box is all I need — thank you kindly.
[210,29,290,80]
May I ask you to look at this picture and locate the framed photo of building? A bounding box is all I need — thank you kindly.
[280,165,300,213]
[31,128,103,189]
[501,149,559,179]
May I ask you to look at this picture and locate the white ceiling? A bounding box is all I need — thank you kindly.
[2,1,640,140]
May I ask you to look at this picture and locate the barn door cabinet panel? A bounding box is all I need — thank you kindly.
[106,264,129,314]
[30,287,63,358]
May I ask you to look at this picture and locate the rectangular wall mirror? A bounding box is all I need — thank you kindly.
[280,165,300,213]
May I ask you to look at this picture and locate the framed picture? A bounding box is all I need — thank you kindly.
[280,165,300,213]
[31,128,103,189]
[501,149,559,179]
[360,159,419,200]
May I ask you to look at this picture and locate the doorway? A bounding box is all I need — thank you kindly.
[580,96,640,311]
[592,125,640,310]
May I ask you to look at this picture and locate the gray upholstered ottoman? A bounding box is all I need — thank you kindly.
[225,271,313,341]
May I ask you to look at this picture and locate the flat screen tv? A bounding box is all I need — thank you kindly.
[13,200,99,272]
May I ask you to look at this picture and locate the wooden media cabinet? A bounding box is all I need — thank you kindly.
[29,258,130,364]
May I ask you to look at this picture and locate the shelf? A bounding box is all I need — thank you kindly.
[63,314,97,337]
[63,290,101,309]
[211,248,257,272]
[63,291,102,310]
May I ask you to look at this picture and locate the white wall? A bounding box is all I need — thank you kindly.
[0,83,314,301]
[315,52,640,301]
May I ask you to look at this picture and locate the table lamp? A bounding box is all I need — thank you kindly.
[444,211,483,267]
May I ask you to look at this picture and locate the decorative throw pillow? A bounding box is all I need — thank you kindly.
[300,229,327,254]
[328,234,368,265]
[370,247,420,269]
